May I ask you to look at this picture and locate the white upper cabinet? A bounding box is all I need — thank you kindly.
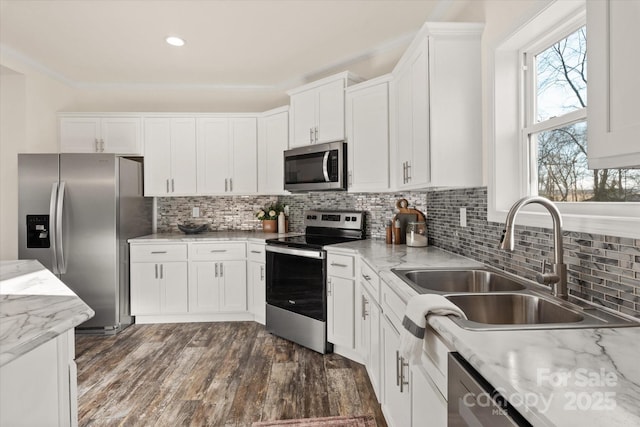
[59,115,142,155]
[197,116,258,194]
[287,72,362,147]
[391,23,483,189]
[144,117,197,196]
[346,76,391,192]
[587,0,640,168]
[258,106,289,194]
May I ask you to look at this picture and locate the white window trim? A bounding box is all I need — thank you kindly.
[487,0,640,239]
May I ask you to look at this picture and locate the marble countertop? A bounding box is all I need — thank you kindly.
[0,260,95,367]
[128,231,300,243]
[331,239,640,427]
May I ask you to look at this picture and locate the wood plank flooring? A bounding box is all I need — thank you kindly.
[75,322,387,427]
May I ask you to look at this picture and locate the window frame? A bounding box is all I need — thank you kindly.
[487,0,640,239]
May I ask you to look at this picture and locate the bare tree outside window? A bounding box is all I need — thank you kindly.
[534,26,640,201]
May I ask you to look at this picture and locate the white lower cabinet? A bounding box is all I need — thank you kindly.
[327,251,357,354]
[131,261,189,314]
[189,260,247,313]
[0,329,77,427]
[248,243,267,324]
[382,315,411,427]
[411,363,447,426]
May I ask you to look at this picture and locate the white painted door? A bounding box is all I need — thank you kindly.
[219,260,247,312]
[410,39,430,187]
[160,262,189,314]
[249,261,266,324]
[587,0,640,168]
[189,261,220,313]
[59,117,101,153]
[394,66,413,189]
[411,363,447,427]
[258,110,288,194]
[230,118,258,194]
[317,79,345,143]
[327,276,355,349]
[169,118,197,195]
[346,81,390,191]
[143,118,172,196]
[290,89,317,147]
[197,118,230,194]
[101,117,141,154]
[382,316,411,427]
[130,262,161,314]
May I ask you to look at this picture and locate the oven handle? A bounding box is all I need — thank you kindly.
[266,245,326,260]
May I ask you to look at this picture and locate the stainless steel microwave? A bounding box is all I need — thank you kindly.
[284,141,347,192]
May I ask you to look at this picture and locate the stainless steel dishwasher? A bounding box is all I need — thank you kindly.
[448,353,532,427]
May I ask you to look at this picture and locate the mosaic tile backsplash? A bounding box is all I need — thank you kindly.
[157,187,640,317]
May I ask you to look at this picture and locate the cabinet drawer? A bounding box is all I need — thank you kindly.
[359,259,380,303]
[189,242,246,260]
[381,279,407,331]
[130,244,187,262]
[247,243,266,262]
[327,253,355,278]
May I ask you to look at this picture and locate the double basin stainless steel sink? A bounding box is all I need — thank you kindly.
[392,267,639,331]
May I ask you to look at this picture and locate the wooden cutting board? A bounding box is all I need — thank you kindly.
[392,198,426,244]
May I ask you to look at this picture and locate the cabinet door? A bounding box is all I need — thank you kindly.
[169,118,197,195]
[101,117,142,154]
[189,261,220,313]
[409,40,430,187]
[411,363,447,427]
[327,276,355,349]
[258,111,288,194]
[130,262,161,314]
[161,262,188,313]
[59,117,101,153]
[368,299,382,400]
[197,118,229,193]
[588,0,640,168]
[381,316,411,427]
[220,260,247,312]
[346,82,390,191]
[230,118,258,193]
[249,261,266,324]
[317,79,345,144]
[395,67,413,188]
[143,118,172,196]
[290,89,317,147]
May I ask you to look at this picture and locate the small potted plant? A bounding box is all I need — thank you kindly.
[256,203,285,233]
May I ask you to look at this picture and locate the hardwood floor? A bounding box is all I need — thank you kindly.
[76,322,387,426]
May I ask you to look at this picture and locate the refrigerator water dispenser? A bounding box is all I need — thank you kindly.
[26,214,50,248]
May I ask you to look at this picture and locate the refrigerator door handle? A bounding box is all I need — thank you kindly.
[56,181,67,274]
[49,182,60,274]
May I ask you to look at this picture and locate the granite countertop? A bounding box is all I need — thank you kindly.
[0,260,94,367]
[128,231,300,243]
[330,239,640,427]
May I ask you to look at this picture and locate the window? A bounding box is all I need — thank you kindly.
[489,0,640,239]
[523,25,640,202]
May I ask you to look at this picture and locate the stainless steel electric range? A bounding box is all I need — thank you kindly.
[265,210,365,354]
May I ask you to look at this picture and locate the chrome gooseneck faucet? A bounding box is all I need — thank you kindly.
[499,196,568,300]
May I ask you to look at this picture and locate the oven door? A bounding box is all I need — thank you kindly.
[266,245,327,321]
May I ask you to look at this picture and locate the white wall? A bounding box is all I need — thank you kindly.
[0,61,76,260]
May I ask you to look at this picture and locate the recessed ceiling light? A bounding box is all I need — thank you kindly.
[166,36,185,47]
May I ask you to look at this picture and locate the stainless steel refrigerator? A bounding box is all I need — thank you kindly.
[18,153,152,333]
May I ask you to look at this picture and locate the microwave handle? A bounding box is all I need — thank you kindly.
[322,151,330,182]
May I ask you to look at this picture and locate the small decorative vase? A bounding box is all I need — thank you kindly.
[262,219,277,233]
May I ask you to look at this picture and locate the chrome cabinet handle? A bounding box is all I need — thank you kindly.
[220,263,224,277]
[400,356,409,392]
[151,251,167,254]
[155,263,158,279]
[250,250,262,254]
[225,178,228,192]
[229,178,233,192]
[327,278,332,296]
[260,265,265,281]
[166,179,170,193]
[159,264,163,279]
[362,295,369,320]
[330,262,348,268]
[210,249,227,253]
[396,351,401,387]
[406,161,411,182]
[100,139,105,152]
[362,273,371,281]
[310,128,313,144]
[95,139,99,152]
[215,263,219,278]
[314,126,318,143]
[171,179,175,192]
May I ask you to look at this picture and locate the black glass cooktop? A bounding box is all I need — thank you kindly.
[266,233,363,250]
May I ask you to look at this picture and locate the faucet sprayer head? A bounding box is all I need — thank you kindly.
[499,225,515,251]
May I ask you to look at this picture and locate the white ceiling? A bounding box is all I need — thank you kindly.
[0,0,481,91]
